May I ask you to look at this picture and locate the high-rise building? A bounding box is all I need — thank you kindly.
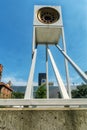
[38,73,46,86]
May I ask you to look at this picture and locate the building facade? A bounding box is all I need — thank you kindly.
[38,73,46,86]
[0,82,13,99]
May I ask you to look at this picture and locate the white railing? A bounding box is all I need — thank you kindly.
[0,99,87,107]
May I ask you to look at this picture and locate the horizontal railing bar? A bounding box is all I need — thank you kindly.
[0,99,87,106]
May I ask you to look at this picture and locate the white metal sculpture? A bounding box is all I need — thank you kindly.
[24,5,87,99]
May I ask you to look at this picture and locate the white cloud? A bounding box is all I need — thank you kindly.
[48,74,83,86]
[1,74,82,87]
[2,76,27,86]
[2,76,38,86]
[33,82,38,86]
[70,75,82,84]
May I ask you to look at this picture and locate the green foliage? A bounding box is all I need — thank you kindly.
[35,84,47,98]
[72,84,87,98]
[12,92,24,99]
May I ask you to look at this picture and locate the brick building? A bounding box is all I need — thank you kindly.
[0,82,13,98]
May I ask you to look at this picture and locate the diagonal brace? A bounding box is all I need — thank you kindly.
[48,48,70,99]
[56,45,87,83]
[24,47,37,99]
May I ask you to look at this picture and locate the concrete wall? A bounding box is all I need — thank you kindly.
[0,108,87,130]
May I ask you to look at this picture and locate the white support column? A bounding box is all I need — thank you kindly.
[24,47,37,99]
[46,44,49,99]
[32,27,35,55]
[61,27,71,98]
[48,48,69,99]
[56,45,87,83]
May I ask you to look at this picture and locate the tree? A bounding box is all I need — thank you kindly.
[35,84,47,98]
[72,84,87,98]
[12,92,24,99]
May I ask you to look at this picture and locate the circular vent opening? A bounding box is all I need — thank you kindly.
[37,7,60,24]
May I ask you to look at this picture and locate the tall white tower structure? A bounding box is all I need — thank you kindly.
[25,5,87,99]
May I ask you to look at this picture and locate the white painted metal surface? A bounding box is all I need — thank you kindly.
[62,27,71,98]
[25,48,37,99]
[34,5,63,45]
[46,45,49,98]
[0,99,87,106]
[56,45,87,83]
[34,5,63,26]
[24,5,70,100]
[32,27,36,53]
[35,27,62,44]
[48,48,69,99]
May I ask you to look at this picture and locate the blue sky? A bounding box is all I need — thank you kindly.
[0,0,87,86]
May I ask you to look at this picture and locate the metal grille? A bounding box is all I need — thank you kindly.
[37,7,60,24]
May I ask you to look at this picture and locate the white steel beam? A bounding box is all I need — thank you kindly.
[46,44,49,98]
[56,45,87,83]
[62,27,71,98]
[48,48,70,99]
[32,27,36,54]
[24,48,37,99]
